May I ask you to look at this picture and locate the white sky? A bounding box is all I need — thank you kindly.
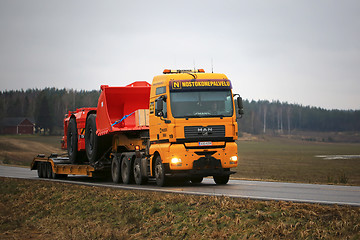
[0,0,359,110]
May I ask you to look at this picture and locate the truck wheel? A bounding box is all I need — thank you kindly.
[191,176,203,184]
[37,163,44,178]
[155,156,167,187]
[133,158,148,185]
[41,162,47,178]
[213,175,229,185]
[46,163,54,179]
[67,118,83,164]
[121,157,133,184]
[85,114,108,164]
[111,156,122,183]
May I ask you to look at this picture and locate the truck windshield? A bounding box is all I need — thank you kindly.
[170,90,234,118]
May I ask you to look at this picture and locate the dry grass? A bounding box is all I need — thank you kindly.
[1,177,359,239]
[0,135,65,166]
[236,136,360,185]
[1,134,360,185]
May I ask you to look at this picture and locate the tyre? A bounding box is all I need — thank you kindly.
[133,158,148,185]
[85,114,109,164]
[213,175,229,185]
[41,162,47,178]
[121,156,133,184]
[190,176,203,184]
[37,163,44,178]
[67,118,83,164]
[111,156,122,183]
[46,163,53,179]
[154,156,167,187]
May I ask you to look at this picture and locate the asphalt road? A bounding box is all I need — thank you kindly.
[1,165,359,207]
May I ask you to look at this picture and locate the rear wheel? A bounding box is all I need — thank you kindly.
[111,156,122,183]
[121,157,133,184]
[154,156,166,187]
[46,163,53,179]
[190,176,203,184]
[133,158,148,185]
[37,163,44,178]
[41,162,47,178]
[213,175,229,185]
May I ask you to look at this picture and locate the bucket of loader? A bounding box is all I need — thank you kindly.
[96,81,151,136]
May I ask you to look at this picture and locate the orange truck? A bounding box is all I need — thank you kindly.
[31,69,244,186]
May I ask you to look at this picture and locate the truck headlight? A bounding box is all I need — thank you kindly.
[171,157,182,164]
[230,156,238,164]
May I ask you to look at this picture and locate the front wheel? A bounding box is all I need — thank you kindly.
[154,156,167,187]
[213,175,229,185]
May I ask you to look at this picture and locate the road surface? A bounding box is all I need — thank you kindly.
[1,165,359,206]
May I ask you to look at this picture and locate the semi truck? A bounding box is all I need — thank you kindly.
[31,69,244,186]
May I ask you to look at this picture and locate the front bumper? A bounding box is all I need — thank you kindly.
[165,153,235,178]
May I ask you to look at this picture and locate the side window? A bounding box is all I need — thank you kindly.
[150,102,154,114]
[156,86,166,95]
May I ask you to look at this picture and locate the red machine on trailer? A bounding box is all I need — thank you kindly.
[32,81,151,179]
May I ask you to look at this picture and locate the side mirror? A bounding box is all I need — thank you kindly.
[155,98,163,117]
[237,96,244,116]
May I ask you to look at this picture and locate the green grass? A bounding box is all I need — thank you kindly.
[1,177,359,239]
[235,136,360,185]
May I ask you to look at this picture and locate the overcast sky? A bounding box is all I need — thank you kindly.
[0,0,359,110]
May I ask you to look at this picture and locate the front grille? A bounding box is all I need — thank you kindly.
[184,125,225,139]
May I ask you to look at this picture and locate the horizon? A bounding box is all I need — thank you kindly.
[1,86,358,111]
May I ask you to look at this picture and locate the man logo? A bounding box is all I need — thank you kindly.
[197,127,213,135]
[173,81,181,89]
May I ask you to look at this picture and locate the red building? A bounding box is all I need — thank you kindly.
[0,118,35,135]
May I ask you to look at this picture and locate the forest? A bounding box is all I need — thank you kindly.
[1,88,359,135]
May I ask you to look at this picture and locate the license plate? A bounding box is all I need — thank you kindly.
[198,141,212,146]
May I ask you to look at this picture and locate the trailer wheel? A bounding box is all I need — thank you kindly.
[121,157,133,184]
[67,118,84,164]
[37,163,44,178]
[41,162,47,178]
[46,163,53,179]
[213,175,229,185]
[190,176,203,184]
[111,156,122,183]
[133,158,148,185]
[155,156,167,187]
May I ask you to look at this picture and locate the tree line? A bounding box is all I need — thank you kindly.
[1,88,359,135]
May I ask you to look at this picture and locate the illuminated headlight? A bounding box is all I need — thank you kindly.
[230,156,238,164]
[171,157,182,164]
[230,156,238,161]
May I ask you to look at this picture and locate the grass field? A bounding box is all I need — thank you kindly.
[0,135,65,166]
[1,177,359,239]
[1,133,360,185]
[235,135,360,185]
